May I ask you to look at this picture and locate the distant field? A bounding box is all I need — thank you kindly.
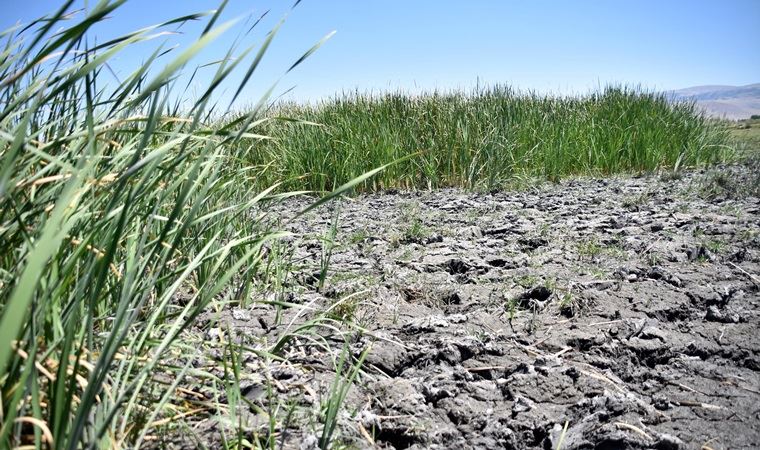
[729,117,760,153]
[246,86,734,191]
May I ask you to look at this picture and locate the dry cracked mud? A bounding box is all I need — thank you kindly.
[176,164,760,450]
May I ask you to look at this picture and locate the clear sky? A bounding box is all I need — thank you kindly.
[4,0,760,105]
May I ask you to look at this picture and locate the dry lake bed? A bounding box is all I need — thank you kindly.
[182,163,759,450]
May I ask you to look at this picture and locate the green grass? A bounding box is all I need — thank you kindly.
[0,2,367,448]
[728,117,760,152]
[242,86,734,191]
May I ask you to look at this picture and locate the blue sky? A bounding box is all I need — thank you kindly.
[4,1,759,106]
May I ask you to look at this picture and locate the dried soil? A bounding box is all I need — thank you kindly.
[183,165,760,449]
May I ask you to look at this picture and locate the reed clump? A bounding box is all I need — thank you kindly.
[0,1,331,446]
[248,86,732,191]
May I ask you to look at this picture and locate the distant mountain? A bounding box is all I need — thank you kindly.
[670,83,760,120]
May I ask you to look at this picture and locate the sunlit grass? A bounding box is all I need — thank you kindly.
[728,117,760,155]
[245,86,733,191]
[0,1,351,447]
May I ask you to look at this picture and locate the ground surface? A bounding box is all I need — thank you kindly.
[176,164,759,450]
